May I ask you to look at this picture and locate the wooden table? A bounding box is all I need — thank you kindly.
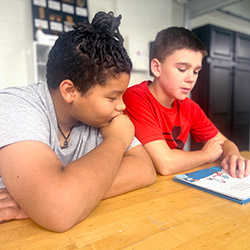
[1,152,250,250]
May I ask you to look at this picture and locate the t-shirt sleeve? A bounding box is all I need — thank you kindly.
[127,136,141,150]
[124,86,165,145]
[189,100,219,142]
[0,92,50,149]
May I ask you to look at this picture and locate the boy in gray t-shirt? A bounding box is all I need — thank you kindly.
[0,11,155,232]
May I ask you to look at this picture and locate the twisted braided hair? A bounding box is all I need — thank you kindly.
[46,11,132,94]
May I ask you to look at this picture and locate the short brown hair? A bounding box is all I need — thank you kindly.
[151,26,207,63]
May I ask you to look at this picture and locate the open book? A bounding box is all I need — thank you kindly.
[174,166,250,204]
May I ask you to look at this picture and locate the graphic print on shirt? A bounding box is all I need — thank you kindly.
[163,126,184,149]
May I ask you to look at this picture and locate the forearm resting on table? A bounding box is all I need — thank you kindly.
[144,139,222,176]
[156,149,211,175]
[0,139,127,232]
[103,145,156,199]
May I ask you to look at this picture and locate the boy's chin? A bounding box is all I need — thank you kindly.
[93,121,111,129]
[177,96,188,101]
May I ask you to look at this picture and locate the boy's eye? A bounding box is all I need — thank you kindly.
[178,68,186,72]
[108,97,117,101]
[193,70,201,75]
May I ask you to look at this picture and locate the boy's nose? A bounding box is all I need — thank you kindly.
[186,73,196,83]
[116,99,126,112]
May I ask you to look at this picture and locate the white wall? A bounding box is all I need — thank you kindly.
[0,0,34,89]
[0,0,182,89]
[1,0,250,89]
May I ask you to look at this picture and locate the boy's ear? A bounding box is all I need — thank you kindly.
[151,58,161,78]
[59,80,77,103]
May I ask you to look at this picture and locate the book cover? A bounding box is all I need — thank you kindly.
[173,166,250,204]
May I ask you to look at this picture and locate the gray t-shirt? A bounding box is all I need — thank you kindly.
[0,82,140,188]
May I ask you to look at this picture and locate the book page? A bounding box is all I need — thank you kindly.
[175,166,250,200]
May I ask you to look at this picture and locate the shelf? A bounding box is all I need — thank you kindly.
[33,42,52,83]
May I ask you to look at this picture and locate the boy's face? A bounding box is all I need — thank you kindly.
[154,48,203,107]
[73,73,130,128]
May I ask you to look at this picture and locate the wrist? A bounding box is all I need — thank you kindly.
[200,149,211,163]
[103,136,128,152]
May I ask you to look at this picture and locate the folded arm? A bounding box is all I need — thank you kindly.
[0,139,126,232]
[0,115,155,232]
[144,133,224,176]
[0,145,155,224]
[103,144,155,199]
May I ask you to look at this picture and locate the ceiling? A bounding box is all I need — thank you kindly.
[220,0,250,21]
[175,0,250,22]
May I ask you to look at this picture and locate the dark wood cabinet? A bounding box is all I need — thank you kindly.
[233,63,250,150]
[193,25,234,61]
[192,24,250,151]
[235,33,250,63]
[210,26,234,61]
[208,60,233,139]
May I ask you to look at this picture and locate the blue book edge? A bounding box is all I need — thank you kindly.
[173,178,250,205]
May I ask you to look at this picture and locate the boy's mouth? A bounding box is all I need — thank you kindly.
[181,87,190,94]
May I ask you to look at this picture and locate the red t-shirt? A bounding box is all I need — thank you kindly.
[123,81,219,149]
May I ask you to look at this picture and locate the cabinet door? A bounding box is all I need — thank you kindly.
[210,26,234,61]
[232,63,250,150]
[235,32,250,63]
[193,25,234,61]
[209,61,233,139]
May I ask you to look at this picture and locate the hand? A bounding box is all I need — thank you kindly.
[0,188,28,222]
[101,114,135,150]
[221,155,250,178]
[201,138,224,163]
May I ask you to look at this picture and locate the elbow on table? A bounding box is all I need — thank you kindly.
[35,207,90,233]
[155,162,177,176]
[144,164,157,186]
[30,194,94,232]
[141,155,157,186]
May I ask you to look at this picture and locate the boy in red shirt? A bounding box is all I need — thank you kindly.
[123,26,250,178]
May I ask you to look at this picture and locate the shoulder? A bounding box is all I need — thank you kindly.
[124,81,150,97]
[0,82,48,105]
[124,81,154,107]
[0,82,53,122]
[0,83,55,148]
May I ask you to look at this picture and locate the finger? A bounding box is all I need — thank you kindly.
[0,207,28,222]
[244,159,250,177]
[0,207,18,222]
[218,140,224,146]
[221,158,229,171]
[228,156,238,178]
[0,199,19,209]
[0,189,9,195]
[237,158,246,179]
[0,193,20,209]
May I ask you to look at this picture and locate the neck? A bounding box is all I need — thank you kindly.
[148,80,174,108]
[49,88,77,131]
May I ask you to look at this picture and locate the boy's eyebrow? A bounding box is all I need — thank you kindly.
[108,89,125,95]
[176,62,202,69]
